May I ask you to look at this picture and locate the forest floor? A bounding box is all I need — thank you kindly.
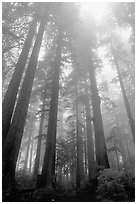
[3,175,102,202]
[3,174,134,202]
[3,187,101,202]
[3,181,134,202]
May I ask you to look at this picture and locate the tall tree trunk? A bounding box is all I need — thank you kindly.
[29,137,34,173]
[79,128,84,181]
[125,138,135,175]
[75,87,84,188]
[2,6,48,187]
[75,89,80,188]
[23,121,33,174]
[84,95,95,179]
[40,28,62,188]
[88,58,109,168]
[112,106,129,171]
[112,51,135,143]
[2,17,38,145]
[58,166,62,184]
[113,135,120,171]
[83,125,88,180]
[33,102,45,177]
[117,110,135,174]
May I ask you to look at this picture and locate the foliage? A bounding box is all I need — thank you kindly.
[97,169,135,201]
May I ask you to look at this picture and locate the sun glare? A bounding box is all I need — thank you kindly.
[80,3,108,23]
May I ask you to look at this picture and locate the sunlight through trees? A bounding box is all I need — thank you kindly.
[2,2,135,202]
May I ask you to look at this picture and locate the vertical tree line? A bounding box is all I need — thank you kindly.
[2,2,134,194]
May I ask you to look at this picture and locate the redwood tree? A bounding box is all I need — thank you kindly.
[88,53,109,168]
[23,119,34,174]
[3,4,49,186]
[112,48,135,142]
[75,85,84,188]
[40,27,63,188]
[2,15,38,145]
[81,93,95,179]
[33,98,46,178]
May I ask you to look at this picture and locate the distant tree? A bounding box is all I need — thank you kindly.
[111,46,135,142]
[23,119,34,174]
[40,27,63,188]
[112,2,135,53]
[106,127,122,171]
[78,93,95,179]
[75,85,85,187]
[40,2,79,188]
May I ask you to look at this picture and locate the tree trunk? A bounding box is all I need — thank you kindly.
[40,28,62,188]
[23,121,33,174]
[29,137,34,173]
[113,52,135,143]
[2,17,38,145]
[125,138,135,175]
[75,87,84,188]
[117,110,135,174]
[58,166,62,184]
[83,127,88,180]
[84,95,95,179]
[112,106,129,170]
[2,6,48,187]
[33,102,45,177]
[113,135,120,171]
[88,58,109,168]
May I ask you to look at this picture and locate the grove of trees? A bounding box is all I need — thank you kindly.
[2,2,135,202]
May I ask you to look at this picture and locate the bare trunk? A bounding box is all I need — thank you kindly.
[113,136,120,171]
[84,96,95,179]
[29,138,34,173]
[75,87,84,188]
[58,166,62,184]
[33,102,45,177]
[2,7,48,187]
[2,17,37,145]
[125,139,135,175]
[113,53,135,143]
[40,29,62,188]
[23,121,33,174]
[83,129,88,180]
[88,63,109,168]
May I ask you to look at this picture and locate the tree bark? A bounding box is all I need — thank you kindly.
[113,133,120,171]
[58,166,62,183]
[83,134,88,180]
[2,17,38,145]
[112,105,129,171]
[113,52,135,143]
[125,138,135,175]
[29,136,34,173]
[23,121,33,174]
[88,58,109,168]
[75,86,84,188]
[2,6,48,186]
[33,102,45,178]
[84,95,95,179]
[40,28,62,188]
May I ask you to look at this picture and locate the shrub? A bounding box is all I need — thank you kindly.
[120,171,135,201]
[97,169,135,202]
